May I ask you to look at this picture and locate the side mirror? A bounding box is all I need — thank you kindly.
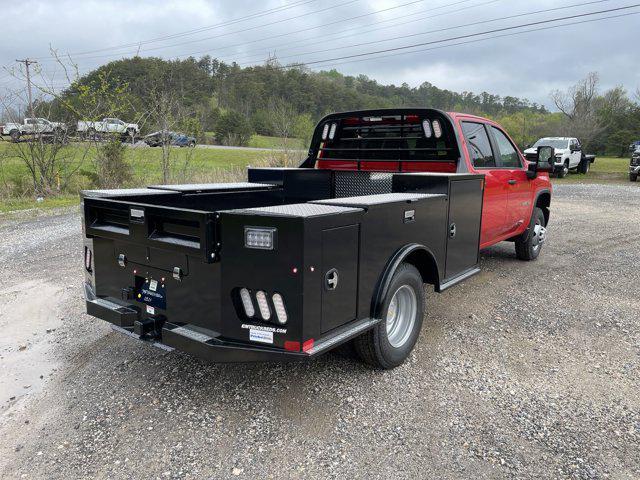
[527,145,554,179]
[525,144,531,149]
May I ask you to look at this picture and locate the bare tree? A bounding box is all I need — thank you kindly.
[550,72,604,148]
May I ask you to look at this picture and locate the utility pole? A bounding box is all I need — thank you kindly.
[15,58,38,117]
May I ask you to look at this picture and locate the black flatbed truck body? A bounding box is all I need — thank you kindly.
[82,169,483,363]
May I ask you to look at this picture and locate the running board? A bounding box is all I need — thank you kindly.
[438,266,480,292]
[305,317,381,355]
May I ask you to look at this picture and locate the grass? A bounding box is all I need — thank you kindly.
[247,135,304,149]
[552,156,631,184]
[0,142,268,214]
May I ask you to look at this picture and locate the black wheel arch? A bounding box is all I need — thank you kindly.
[371,243,440,319]
[534,189,551,225]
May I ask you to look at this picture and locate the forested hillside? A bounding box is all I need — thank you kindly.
[44,56,640,154]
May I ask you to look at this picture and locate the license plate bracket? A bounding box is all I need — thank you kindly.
[135,275,167,310]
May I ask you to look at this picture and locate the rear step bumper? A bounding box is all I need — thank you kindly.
[84,283,378,363]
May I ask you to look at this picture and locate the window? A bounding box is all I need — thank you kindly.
[491,127,521,168]
[462,122,495,168]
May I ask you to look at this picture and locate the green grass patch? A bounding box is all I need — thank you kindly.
[0,194,79,214]
[247,135,304,149]
[552,156,631,184]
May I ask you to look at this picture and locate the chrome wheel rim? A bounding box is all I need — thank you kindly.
[563,165,569,176]
[385,285,417,348]
[532,219,546,253]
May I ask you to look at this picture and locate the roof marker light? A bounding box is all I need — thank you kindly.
[422,120,432,138]
[432,120,443,139]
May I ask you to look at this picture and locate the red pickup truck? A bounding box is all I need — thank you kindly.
[81,108,554,369]
[313,111,552,260]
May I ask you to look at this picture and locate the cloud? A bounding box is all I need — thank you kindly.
[1,0,638,108]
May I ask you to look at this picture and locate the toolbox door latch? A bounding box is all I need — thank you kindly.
[404,210,415,223]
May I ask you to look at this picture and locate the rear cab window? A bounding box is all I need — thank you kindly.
[461,121,495,168]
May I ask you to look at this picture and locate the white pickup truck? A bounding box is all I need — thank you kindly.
[1,117,67,142]
[523,137,595,178]
[77,117,139,138]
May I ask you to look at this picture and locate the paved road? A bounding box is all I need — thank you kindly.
[0,184,638,479]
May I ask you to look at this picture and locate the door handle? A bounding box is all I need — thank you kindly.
[508,179,517,185]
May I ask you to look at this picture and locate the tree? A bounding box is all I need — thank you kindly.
[214,110,253,146]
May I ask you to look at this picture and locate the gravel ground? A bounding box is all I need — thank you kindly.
[0,183,638,480]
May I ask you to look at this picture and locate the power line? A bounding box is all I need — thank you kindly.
[32,0,322,59]
[233,0,614,67]
[37,0,424,63]
[37,0,367,62]
[278,3,640,69]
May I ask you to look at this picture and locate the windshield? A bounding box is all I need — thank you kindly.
[532,138,569,149]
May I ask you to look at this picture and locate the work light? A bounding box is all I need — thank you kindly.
[432,120,443,138]
[422,120,432,138]
[245,227,276,250]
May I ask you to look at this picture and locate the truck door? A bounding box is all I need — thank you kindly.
[461,121,509,246]
[569,139,582,168]
[489,126,531,234]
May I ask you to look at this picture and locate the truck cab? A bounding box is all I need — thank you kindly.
[81,109,553,369]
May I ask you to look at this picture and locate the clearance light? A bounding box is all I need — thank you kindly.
[321,123,330,140]
[240,288,255,318]
[422,120,432,138]
[432,120,443,138]
[328,122,337,140]
[245,227,276,250]
[256,291,271,320]
[272,293,287,325]
[84,246,92,273]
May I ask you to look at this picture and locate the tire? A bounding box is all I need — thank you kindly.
[189,141,196,148]
[557,161,569,178]
[578,156,590,174]
[354,263,424,369]
[87,127,96,140]
[515,207,546,261]
[630,173,638,182]
[9,130,20,142]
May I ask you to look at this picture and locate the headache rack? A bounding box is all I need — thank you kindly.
[303,109,461,170]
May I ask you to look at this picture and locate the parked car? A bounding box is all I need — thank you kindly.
[523,137,594,178]
[144,131,196,148]
[630,146,640,182]
[77,117,139,139]
[81,108,553,369]
[1,117,67,142]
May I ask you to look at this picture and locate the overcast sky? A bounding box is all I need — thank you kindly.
[1,0,638,110]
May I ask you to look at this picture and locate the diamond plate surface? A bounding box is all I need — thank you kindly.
[229,203,362,218]
[314,193,443,206]
[334,171,393,198]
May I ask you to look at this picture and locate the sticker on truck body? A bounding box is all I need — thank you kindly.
[249,329,273,344]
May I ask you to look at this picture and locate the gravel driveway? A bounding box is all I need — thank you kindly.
[0,183,638,480]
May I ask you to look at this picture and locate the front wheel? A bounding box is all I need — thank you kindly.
[9,130,20,142]
[556,162,569,178]
[515,207,546,261]
[354,263,424,369]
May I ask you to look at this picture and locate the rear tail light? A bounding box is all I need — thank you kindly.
[422,120,432,138]
[239,288,255,318]
[432,120,442,138]
[255,291,271,320]
[84,246,92,273]
[272,293,287,325]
